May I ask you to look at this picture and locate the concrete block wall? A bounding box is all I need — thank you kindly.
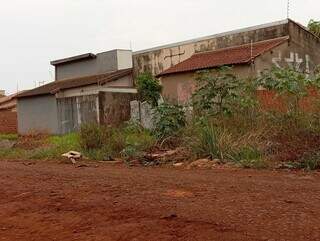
[133,20,289,76]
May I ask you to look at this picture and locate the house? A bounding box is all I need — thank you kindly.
[133,19,320,104]
[0,92,19,112]
[17,49,135,135]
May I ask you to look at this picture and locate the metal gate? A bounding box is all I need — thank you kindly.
[57,95,98,134]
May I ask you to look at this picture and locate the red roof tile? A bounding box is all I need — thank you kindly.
[18,68,132,98]
[158,37,289,76]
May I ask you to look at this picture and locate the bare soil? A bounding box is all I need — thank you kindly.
[0,160,320,241]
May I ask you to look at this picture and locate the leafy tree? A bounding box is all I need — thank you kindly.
[308,19,320,38]
[136,72,162,107]
[192,67,256,116]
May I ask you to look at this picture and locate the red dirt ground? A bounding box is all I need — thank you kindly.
[0,160,320,241]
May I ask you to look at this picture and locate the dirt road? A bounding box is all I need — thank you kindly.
[0,161,319,241]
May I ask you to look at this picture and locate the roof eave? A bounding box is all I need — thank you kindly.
[157,62,251,77]
[50,53,97,66]
[17,68,133,98]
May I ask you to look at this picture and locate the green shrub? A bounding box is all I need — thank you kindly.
[298,152,320,170]
[120,121,156,159]
[153,103,186,139]
[79,123,108,150]
[308,19,320,38]
[121,146,141,159]
[136,72,162,107]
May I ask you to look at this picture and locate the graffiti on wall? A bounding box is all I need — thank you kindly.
[272,52,314,74]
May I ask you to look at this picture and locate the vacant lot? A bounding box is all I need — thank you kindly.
[0,161,319,241]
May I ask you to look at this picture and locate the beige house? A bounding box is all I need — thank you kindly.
[137,20,320,104]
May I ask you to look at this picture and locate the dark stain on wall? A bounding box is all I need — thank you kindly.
[99,92,136,126]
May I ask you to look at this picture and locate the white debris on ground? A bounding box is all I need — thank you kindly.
[62,151,82,164]
[187,159,220,169]
[173,162,183,167]
[0,140,16,149]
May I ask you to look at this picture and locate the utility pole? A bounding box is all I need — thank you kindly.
[38,81,46,87]
[287,0,290,19]
[130,41,133,51]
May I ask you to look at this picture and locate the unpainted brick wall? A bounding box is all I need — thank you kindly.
[257,89,320,112]
[0,111,17,134]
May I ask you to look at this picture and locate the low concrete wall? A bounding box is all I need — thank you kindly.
[0,111,17,134]
[17,95,59,135]
[130,101,155,130]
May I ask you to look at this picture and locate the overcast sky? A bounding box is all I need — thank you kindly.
[0,0,319,94]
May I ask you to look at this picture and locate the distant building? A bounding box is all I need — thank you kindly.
[0,92,24,134]
[0,92,24,112]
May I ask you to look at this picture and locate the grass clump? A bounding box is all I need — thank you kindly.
[0,122,155,162]
[184,118,267,169]
[187,119,232,160]
[30,133,80,160]
[229,146,267,169]
[0,133,80,160]
[121,123,155,159]
[79,122,155,161]
[297,152,320,170]
[0,133,18,141]
[0,148,29,159]
[79,123,108,150]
